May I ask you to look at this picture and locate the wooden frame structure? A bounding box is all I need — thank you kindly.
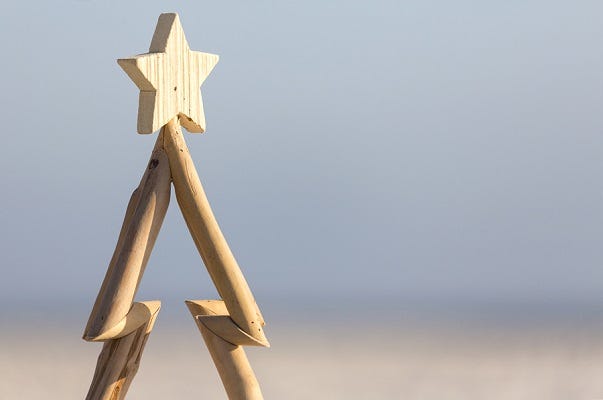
[82,13,268,400]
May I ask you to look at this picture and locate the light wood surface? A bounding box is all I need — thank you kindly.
[162,118,268,346]
[118,13,218,134]
[83,133,171,341]
[88,301,161,341]
[184,300,266,346]
[186,300,264,400]
[84,12,269,399]
[85,301,160,400]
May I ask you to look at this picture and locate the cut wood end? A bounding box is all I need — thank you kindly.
[150,13,180,53]
[185,299,228,316]
[83,301,161,342]
[117,57,156,91]
[198,315,270,348]
[186,300,270,348]
[137,111,157,135]
[179,113,205,134]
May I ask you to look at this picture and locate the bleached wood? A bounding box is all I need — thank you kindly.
[84,12,270,400]
[198,315,268,347]
[89,301,161,341]
[162,118,268,346]
[83,133,171,341]
[85,301,160,400]
[118,13,218,134]
[180,299,265,346]
[186,300,264,400]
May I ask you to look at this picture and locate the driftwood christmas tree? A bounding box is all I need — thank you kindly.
[82,13,268,400]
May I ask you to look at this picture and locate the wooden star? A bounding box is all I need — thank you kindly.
[118,13,219,134]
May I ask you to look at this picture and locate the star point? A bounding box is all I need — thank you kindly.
[118,13,218,134]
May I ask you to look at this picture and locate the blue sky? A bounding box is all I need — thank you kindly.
[1,1,603,318]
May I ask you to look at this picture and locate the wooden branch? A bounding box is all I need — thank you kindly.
[88,301,161,341]
[162,118,268,346]
[85,301,161,400]
[84,133,171,340]
[186,300,264,400]
[89,13,270,400]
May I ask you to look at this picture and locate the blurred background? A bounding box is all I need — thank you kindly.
[1,1,603,398]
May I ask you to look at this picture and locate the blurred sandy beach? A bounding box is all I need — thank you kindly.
[2,302,603,400]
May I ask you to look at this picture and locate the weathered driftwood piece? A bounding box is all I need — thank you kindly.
[86,301,161,400]
[84,12,270,400]
[163,118,268,347]
[83,132,171,340]
[118,13,219,134]
[186,300,263,400]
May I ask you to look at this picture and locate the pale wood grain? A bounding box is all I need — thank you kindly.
[85,12,269,399]
[118,13,218,134]
[183,300,266,346]
[83,133,171,341]
[89,301,161,341]
[162,118,268,346]
[186,300,264,400]
[85,301,160,400]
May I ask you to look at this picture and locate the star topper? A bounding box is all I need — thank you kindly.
[118,13,219,134]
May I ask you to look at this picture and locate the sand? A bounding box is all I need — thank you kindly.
[2,316,603,399]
